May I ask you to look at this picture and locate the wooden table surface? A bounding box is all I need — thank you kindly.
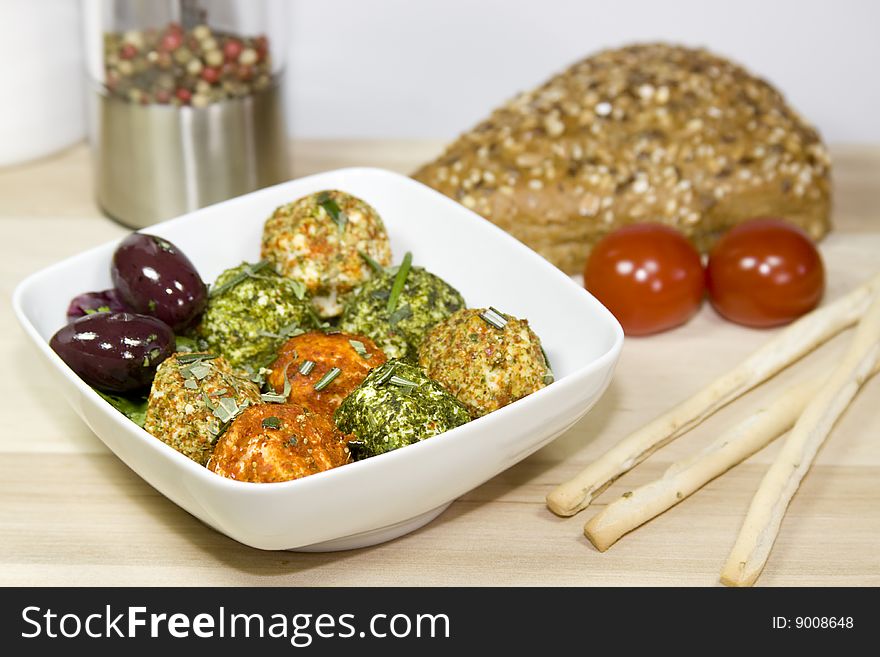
[2,141,879,586]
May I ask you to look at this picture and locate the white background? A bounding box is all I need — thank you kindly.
[283,0,880,142]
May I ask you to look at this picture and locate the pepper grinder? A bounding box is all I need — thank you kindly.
[83,0,288,228]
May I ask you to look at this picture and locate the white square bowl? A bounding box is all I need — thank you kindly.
[12,168,623,551]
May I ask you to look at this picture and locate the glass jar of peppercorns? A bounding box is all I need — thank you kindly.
[83,0,288,228]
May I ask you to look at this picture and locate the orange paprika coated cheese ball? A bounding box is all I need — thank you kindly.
[266,331,387,420]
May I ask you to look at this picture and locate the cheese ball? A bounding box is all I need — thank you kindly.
[261,190,392,318]
[339,265,465,360]
[418,308,551,417]
[208,403,352,483]
[144,353,262,465]
[334,360,470,457]
[267,331,387,420]
[197,261,319,370]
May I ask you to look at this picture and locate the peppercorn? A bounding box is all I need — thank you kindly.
[223,39,243,62]
[102,20,274,108]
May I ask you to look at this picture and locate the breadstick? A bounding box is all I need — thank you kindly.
[585,378,818,551]
[720,288,880,587]
[584,353,880,551]
[546,272,880,517]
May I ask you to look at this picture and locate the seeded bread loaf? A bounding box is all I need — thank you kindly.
[413,43,832,274]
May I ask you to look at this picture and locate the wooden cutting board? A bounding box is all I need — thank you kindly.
[0,142,878,586]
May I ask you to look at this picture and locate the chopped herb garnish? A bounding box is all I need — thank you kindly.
[177,355,215,382]
[359,250,385,275]
[261,363,293,403]
[348,339,371,359]
[386,251,413,314]
[209,260,271,298]
[388,303,412,328]
[317,192,348,232]
[279,322,305,338]
[201,390,216,411]
[258,321,306,340]
[373,366,395,386]
[287,436,299,447]
[219,369,246,396]
[184,379,199,390]
[176,352,218,364]
[299,360,316,376]
[248,366,272,387]
[262,416,282,430]
[187,363,213,380]
[214,397,240,423]
[389,375,417,390]
[286,278,308,301]
[313,367,341,391]
[204,394,252,442]
[479,307,508,330]
[260,390,287,404]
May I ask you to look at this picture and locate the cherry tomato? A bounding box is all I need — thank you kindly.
[584,224,705,336]
[706,218,824,328]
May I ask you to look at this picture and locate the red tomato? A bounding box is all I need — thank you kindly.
[584,224,705,336]
[706,218,824,328]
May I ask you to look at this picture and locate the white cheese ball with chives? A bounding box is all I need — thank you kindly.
[261,190,392,318]
[418,308,552,417]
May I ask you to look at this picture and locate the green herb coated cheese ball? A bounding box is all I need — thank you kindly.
[334,360,470,457]
[144,353,262,465]
[197,261,319,370]
[261,190,392,318]
[338,260,465,360]
[418,308,552,418]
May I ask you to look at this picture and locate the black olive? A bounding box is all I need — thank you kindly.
[50,312,174,393]
[111,233,207,331]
